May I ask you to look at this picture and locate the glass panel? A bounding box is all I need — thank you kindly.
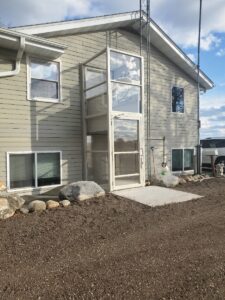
[87,135,108,151]
[31,60,59,81]
[115,176,140,186]
[85,68,106,89]
[114,119,138,152]
[172,87,184,113]
[86,83,107,99]
[37,153,60,187]
[172,149,183,171]
[31,79,58,99]
[184,149,194,171]
[115,153,139,176]
[112,83,141,113]
[87,152,108,184]
[110,51,141,84]
[87,115,108,134]
[86,94,107,116]
[9,154,35,189]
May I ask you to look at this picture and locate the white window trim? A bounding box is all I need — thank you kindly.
[26,56,62,103]
[7,151,62,192]
[171,85,185,114]
[171,148,195,174]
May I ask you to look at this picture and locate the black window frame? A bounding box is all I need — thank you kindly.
[172,86,184,113]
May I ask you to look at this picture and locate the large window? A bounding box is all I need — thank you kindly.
[110,51,142,113]
[28,57,60,101]
[172,149,194,172]
[8,152,61,190]
[172,87,184,113]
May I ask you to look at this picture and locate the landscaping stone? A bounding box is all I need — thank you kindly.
[59,181,105,201]
[0,181,6,191]
[60,200,71,207]
[46,200,60,209]
[0,198,15,219]
[20,206,29,214]
[28,200,46,212]
[0,192,25,220]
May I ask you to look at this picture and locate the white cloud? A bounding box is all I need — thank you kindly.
[216,48,225,56]
[0,0,225,52]
[200,33,221,51]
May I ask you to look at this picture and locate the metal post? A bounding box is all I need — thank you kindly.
[197,0,202,174]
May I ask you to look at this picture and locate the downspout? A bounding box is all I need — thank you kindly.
[0,36,25,78]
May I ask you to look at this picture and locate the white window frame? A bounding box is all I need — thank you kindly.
[171,85,185,114]
[171,148,195,174]
[27,56,62,103]
[7,151,62,191]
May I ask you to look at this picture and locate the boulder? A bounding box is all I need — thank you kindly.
[59,181,105,202]
[0,181,6,191]
[28,200,46,212]
[46,200,60,209]
[0,192,25,220]
[0,198,15,219]
[60,200,71,207]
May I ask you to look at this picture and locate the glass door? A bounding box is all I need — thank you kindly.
[112,116,144,190]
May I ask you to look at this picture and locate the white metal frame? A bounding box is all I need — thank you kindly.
[108,48,145,191]
[26,55,62,103]
[171,147,195,175]
[81,47,145,191]
[6,151,62,192]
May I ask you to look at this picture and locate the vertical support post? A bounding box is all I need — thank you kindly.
[107,47,113,192]
[197,0,202,174]
[80,64,87,180]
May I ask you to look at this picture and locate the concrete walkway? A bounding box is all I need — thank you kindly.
[113,186,202,207]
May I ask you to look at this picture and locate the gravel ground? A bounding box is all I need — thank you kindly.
[0,178,225,300]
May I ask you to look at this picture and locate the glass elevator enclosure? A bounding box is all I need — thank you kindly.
[81,48,145,191]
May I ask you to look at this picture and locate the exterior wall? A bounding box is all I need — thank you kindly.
[0,28,198,191]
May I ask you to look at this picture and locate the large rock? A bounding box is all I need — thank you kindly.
[28,200,46,212]
[0,192,25,220]
[59,181,105,201]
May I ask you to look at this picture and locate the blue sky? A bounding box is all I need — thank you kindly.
[0,0,225,138]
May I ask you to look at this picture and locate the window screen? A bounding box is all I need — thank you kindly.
[172,87,184,113]
[9,154,35,189]
[184,149,194,171]
[30,59,59,100]
[37,153,60,187]
[172,149,183,171]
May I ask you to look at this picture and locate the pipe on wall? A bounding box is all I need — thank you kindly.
[0,36,25,78]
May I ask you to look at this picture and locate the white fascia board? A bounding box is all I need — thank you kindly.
[15,11,139,36]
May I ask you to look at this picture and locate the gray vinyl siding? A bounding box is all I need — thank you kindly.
[0,28,198,190]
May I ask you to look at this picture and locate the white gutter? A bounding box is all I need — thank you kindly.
[0,36,25,78]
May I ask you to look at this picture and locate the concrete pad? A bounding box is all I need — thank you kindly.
[113,186,202,207]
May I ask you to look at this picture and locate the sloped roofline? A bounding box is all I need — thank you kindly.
[13,10,214,90]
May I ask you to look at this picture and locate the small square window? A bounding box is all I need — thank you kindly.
[172,149,194,172]
[28,58,60,101]
[8,152,61,190]
[172,87,184,113]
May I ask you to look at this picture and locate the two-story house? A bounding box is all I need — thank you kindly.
[0,11,214,193]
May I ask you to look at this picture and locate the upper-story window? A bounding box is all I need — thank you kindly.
[172,86,184,113]
[28,57,60,102]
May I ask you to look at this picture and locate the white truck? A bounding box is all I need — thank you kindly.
[201,138,225,171]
